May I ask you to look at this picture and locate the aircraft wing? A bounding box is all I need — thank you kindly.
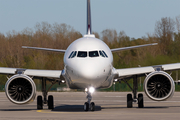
[113,63,180,80]
[22,46,66,53]
[111,43,158,52]
[0,67,64,80]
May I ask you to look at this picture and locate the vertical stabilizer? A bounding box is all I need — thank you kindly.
[84,0,95,38]
[87,0,92,35]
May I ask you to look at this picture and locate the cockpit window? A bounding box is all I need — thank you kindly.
[68,51,74,58]
[99,51,105,57]
[102,50,108,58]
[71,51,77,58]
[89,51,99,57]
[69,50,107,58]
[77,51,87,57]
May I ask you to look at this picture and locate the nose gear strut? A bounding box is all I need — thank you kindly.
[84,90,95,111]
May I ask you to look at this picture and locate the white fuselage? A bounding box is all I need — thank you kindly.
[62,35,114,89]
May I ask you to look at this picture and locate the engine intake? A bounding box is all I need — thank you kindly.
[144,71,175,101]
[5,74,36,104]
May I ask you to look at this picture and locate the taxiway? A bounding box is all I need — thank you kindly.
[0,92,180,120]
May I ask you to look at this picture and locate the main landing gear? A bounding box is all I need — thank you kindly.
[37,78,56,110]
[127,93,144,108]
[37,95,54,109]
[84,88,95,111]
[123,75,144,108]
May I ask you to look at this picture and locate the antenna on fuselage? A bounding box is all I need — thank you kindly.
[87,0,92,35]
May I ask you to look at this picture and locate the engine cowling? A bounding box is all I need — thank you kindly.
[5,74,36,104]
[144,71,175,101]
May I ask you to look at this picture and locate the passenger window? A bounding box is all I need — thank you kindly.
[68,51,74,58]
[71,51,77,58]
[89,51,99,57]
[102,51,108,57]
[99,51,105,57]
[77,51,87,57]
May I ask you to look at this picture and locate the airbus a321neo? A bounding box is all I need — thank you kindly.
[0,0,179,111]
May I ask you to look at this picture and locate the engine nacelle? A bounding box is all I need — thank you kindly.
[144,71,175,101]
[5,74,36,104]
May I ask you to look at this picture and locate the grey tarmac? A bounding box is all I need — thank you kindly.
[0,92,180,120]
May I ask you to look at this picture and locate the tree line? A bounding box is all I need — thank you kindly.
[0,16,180,85]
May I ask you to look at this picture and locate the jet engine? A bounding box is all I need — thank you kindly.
[144,71,175,101]
[5,74,36,104]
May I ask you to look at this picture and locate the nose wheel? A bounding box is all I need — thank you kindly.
[90,102,95,111]
[84,102,89,111]
[84,102,95,111]
[84,91,95,111]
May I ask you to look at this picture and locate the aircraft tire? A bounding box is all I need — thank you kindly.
[127,94,133,108]
[37,96,43,109]
[138,93,144,108]
[48,95,54,109]
[90,102,95,111]
[84,102,89,111]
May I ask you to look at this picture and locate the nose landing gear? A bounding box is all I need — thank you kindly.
[84,89,95,111]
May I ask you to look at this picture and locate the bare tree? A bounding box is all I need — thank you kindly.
[155,17,175,55]
[176,15,180,33]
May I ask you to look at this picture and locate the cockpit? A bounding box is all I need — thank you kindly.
[68,50,108,59]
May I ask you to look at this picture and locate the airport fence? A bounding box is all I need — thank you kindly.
[0,85,4,91]
[0,82,180,92]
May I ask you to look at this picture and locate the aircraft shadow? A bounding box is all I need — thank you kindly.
[52,104,101,112]
[1,105,179,112]
[52,105,172,112]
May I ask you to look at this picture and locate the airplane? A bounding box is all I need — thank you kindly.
[0,0,179,111]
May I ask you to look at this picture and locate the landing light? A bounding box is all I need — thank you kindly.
[85,88,88,92]
[89,87,95,93]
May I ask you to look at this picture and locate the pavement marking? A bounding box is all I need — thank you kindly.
[37,110,65,114]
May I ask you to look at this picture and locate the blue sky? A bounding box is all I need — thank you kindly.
[0,0,180,38]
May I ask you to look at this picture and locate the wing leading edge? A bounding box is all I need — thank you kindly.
[0,67,63,79]
[113,63,180,80]
[111,43,158,52]
[22,46,66,53]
